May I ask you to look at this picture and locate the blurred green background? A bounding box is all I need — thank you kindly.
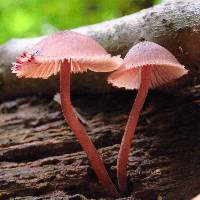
[0,0,163,44]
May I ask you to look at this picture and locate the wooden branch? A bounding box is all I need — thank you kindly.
[0,0,200,99]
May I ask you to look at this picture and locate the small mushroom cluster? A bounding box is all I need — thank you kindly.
[12,31,188,197]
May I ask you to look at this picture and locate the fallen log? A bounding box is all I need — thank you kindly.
[0,80,200,199]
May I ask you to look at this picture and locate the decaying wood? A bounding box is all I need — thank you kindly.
[0,0,200,99]
[0,69,200,199]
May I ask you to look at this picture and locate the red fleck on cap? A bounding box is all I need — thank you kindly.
[108,41,188,89]
[12,31,122,79]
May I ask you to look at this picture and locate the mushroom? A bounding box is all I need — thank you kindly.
[12,30,122,197]
[108,41,188,193]
[193,194,200,200]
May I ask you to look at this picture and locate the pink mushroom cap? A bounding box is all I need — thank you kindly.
[12,31,122,79]
[108,41,188,89]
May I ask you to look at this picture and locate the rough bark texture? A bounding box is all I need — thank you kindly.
[0,0,200,99]
[0,70,200,199]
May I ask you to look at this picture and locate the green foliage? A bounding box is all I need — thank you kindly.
[0,0,164,44]
[153,0,164,4]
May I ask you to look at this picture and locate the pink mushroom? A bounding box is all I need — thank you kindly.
[108,41,188,193]
[12,30,122,197]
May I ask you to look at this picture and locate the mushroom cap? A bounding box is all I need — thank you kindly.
[108,41,188,89]
[192,194,200,200]
[12,31,122,79]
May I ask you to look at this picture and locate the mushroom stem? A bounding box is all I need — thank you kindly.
[60,59,119,197]
[117,65,150,193]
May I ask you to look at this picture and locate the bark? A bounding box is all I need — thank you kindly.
[0,73,200,199]
[0,0,200,99]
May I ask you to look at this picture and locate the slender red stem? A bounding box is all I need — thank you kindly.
[60,59,119,197]
[117,66,150,193]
